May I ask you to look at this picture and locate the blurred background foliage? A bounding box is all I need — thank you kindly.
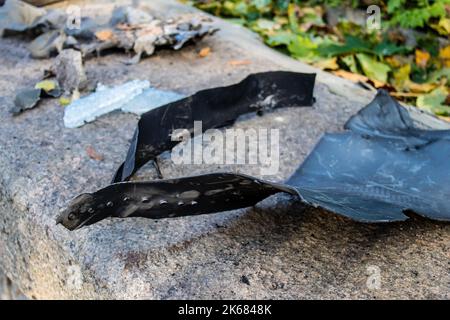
[184,0,450,119]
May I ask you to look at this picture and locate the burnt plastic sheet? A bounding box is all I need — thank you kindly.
[288,90,450,222]
[57,74,450,230]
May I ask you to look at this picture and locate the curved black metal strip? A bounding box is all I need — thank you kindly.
[58,173,298,230]
[112,71,316,183]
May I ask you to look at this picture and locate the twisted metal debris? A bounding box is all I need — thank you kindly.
[56,71,450,230]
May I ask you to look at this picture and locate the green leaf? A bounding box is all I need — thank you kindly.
[356,53,391,84]
[387,0,406,13]
[373,41,408,57]
[287,35,318,62]
[223,1,248,17]
[341,54,358,73]
[428,68,450,83]
[300,7,325,27]
[287,3,299,33]
[266,31,296,46]
[389,2,447,28]
[224,18,246,26]
[251,18,277,32]
[416,87,450,116]
[317,35,373,57]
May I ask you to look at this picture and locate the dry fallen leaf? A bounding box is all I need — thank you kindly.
[95,29,114,41]
[228,59,252,66]
[439,45,450,67]
[355,53,390,86]
[199,47,211,58]
[86,145,104,161]
[313,57,339,70]
[390,92,422,97]
[408,82,437,93]
[332,70,368,83]
[385,55,404,68]
[392,64,437,93]
[415,49,430,68]
[370,79,386,88]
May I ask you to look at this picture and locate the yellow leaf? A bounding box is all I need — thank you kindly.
[408,82,437,93]
[332,70,368,83]
[371,79,385,88]
[440,45,450,67]
[355,53,390,85]
[392,64,411,91]
[415,49,430,68]
[59,96,71,106]
[392,64,437,93]
[35,79,57,92]
[313,57,339,70]
[431,17,450,35]
[390,92,421,98]
[385,56,404,68]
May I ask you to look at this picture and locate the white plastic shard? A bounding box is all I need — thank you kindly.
[121,87,185,115]
[63,80,150,128]
[63,80,184,128]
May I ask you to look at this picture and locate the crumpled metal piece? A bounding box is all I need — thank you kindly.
[57,73,450,231]
[11,78,62,114]
[64,16,98,41]
[0,0,66,36]
[0,0,46,35]
[109,5,155,26]
[11,88,42,114]
[85,10,218,63]
[28,29,65,58]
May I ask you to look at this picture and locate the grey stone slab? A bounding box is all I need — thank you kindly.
[0,268,27,300]
[0,0,449,299]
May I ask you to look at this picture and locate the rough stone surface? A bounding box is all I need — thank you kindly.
[0,268,26,300]
[0,0,449,299]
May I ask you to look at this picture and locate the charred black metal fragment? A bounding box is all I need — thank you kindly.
[57,173,297,230]
[57,75,450,231]
[111,71,316,183]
